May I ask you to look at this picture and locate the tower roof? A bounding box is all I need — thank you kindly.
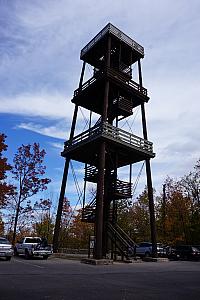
[80,23,144,63]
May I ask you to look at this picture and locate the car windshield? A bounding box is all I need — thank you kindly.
[192,247,200,251]
[25,238,41,243]
[138,243,152,247]
[0,238,10,244]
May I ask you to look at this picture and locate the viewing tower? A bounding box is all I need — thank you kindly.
[53,23,156,259]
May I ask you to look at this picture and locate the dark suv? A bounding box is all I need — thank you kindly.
[169,245,200,260]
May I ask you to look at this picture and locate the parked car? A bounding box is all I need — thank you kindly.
[14,236,53,259]
[135,242,167,258]
[0,237,13,261]
[157,243,168,257]
[168,245,200,261]
[166,247,178,260]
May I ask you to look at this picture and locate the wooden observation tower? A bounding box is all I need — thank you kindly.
[53,23,156,259]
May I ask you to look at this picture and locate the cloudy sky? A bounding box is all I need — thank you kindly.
[1,0,200,207]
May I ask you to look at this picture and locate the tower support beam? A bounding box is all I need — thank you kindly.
[53,61,86,252]
[95,141,106,259]
[94,35,111,258]
[138,59,157,257]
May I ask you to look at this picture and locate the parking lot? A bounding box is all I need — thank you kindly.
[0,256,200,300]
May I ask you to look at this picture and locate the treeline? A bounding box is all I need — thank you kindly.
[118,159,200,246]
[1,133,200,248]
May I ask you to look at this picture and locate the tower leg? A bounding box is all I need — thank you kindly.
[53,157,70,252]
[95,141,106,259]
[138,59,157,257]
[53,62,86,252]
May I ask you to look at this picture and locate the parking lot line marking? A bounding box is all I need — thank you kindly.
[13,258,45,269]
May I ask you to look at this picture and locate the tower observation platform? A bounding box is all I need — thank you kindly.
[53,23,157,260]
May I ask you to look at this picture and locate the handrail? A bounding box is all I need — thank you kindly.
[64,122,154,155]
[80,23,144,58]
[114,223,137,247]
[114,179,132,197]
[73,67,148,98]
[107,222,131,259]
[107,222,130,248]
[102,122,153,152]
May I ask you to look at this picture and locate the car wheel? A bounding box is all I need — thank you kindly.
[25,249,30,259]
[14,247,19,256]
[43,255,48,260]
[5,256,11,261]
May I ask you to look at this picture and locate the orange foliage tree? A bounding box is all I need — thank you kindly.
[10,143,51,244]
[33,198,54,242]
[68,209,94,249]
[0,134,14,207]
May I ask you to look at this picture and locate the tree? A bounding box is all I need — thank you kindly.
[68,209,94,249]
[0,133,13,207]
[0,214,4,236]
[59,197,73,248]
[11,143,51,244]
[155,177,192,245]
[180,159,200,243]
[117,189,151,243]
[130,189,151,242]
[33,198,54,242]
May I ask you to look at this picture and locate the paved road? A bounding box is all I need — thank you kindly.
[0,256,200,299]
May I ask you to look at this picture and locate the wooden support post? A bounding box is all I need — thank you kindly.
[53,61,86,252]
[138,59,157,257]
[94,35,111,259]
[95,141,106,259]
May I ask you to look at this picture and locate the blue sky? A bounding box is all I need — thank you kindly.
[1,0,200,209]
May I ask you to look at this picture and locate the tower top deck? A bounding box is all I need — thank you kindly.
[80,23,144,66]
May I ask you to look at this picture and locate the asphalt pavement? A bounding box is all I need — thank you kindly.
[0,256,200,299]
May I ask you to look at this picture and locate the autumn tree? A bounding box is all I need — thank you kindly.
[180,159,200,243]
[117,189,151,243]
[130,189,151,242]
[11,143,51,244]
[155,177,192,245]
[33,198,54,242]
[58,197,73,248]
[0,214,4,235]
[181,159,200,207]
[68,209,94,249]
[0,133,13,207]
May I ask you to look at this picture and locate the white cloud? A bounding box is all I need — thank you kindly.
[0,92,73,119]
[49,142,64,150]
[17,122,69,139]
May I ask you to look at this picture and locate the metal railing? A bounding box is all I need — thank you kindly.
[81,23,144,58]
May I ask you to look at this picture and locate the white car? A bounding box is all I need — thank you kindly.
[0,237,13,261]
[14,237,53,259]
